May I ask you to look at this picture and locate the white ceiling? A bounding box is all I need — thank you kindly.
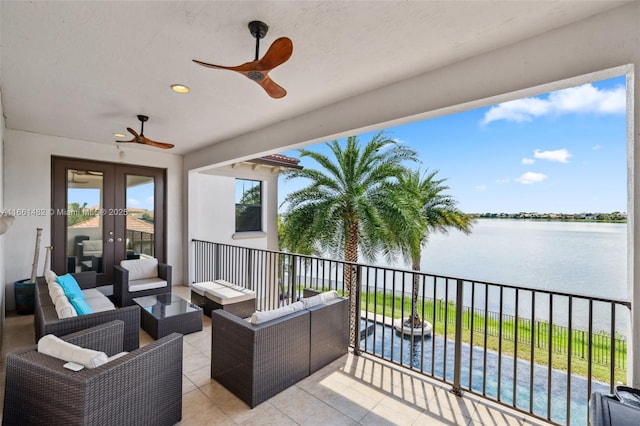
[0,1,628,155]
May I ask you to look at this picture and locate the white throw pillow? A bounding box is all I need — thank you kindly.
[44,270,58,285]
[250,301,304,324]
[320,290,339,303]
[302,294,323,308]
[38,334,109,368]
[54,295,77,318]
[48,282,66,305]
[303,291,339,308]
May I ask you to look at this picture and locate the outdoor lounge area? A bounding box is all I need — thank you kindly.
[0,285,548,425]
[2,2,640,425]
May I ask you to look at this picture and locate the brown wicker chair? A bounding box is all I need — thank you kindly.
[35,271,141,351]
[3,320,183,426]
[113,260,172,307]
[211,308,311,408]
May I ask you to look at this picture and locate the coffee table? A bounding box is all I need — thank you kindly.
[133,293,203,339]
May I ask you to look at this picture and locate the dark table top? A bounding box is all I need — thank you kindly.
[133,293,201,320]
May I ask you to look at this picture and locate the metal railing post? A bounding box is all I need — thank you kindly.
[214,243,219,280]
[451,279,464,396]
[247,248,253,289]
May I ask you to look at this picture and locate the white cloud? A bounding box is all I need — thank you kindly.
[592,144,602,150]
[128,198,140,207]
[516,172,548,184]
[521,158,535,165]
[482,83,625,125]
[145,195,154,205]
[482,98,549,125]
[496,178,510,184]
[533,148,572,163]
[475,185,487,192]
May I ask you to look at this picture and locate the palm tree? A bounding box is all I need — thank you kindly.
[281,132,418,336]
[380,169,473,328]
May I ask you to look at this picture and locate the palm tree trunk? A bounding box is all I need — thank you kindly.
[409,256,421,327]
[344,220,359,347]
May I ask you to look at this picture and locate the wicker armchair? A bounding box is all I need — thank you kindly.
[211,308,311,408]
[35,271,141,351]
[3,320,183,426]
[113,259,172,307]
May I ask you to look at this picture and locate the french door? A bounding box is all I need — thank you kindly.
[52,157,166,285]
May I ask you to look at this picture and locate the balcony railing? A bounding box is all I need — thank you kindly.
[192,240,632,425]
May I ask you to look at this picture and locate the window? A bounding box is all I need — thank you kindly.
[235,179,262,232]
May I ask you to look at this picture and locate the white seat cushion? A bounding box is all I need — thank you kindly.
[121,258,158,281]
[129,278,167,292]
[80,288,115,312]
[81,288,104,299]
[85,295,115,312]
[191,281,227,296]
[204,285,255,305]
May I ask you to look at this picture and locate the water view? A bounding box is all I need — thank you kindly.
[415,218,626,300]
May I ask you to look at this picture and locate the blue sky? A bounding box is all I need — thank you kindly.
[278,75,627,214]
[69,182,154,211]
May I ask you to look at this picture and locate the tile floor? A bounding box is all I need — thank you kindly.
[0,285,550,425]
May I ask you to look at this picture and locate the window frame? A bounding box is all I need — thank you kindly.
[234,178,263,233]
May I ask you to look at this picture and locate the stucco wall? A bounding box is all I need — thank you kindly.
[3,129,183,311]
[187,163,280,283]
[0,89,5,341]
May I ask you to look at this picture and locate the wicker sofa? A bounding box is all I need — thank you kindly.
[211,294,349,408]
[35,271,141,351]
[3,320,183,426]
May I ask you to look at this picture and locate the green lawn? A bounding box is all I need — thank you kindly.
[301,286,626,384]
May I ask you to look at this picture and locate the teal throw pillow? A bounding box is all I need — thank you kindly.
[69,297,94,315]
[56,274,84,300]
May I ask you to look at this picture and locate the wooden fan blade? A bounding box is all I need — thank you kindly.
[127,127,140,139]
[192,59,256,73]
[116,127,142,143]
[257,37,293,71]
[142,137,175,149]
[255,74,287,99]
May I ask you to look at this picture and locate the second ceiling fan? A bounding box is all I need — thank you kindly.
[116,115,175,149]
[193,21,293,99]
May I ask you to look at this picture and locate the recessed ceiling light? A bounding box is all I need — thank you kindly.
[114,132,126,138]
[171,84,190,94]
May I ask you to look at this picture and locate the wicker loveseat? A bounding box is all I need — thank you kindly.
[35,271,141,351]
[3,320,183,426]
[211,293,349,408]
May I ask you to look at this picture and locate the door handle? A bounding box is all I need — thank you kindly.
[107,238,114,243]
[116,237,123,242]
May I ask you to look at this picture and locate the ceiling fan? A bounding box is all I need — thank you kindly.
[116,115,175,149]
[193,21,293,99]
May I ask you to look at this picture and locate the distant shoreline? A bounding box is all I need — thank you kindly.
[469,213,626,224]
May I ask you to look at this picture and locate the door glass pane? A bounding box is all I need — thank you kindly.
[126,175,155,258]
[67,169,103,273]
